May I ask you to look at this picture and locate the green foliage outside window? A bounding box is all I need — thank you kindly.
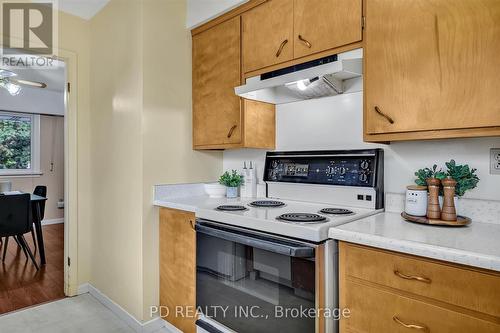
[0,115,31,169]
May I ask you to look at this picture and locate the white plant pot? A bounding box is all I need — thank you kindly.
[204,183,226,198]
[226,186,239,198]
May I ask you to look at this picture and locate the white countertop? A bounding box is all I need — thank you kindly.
[328,212,500,272]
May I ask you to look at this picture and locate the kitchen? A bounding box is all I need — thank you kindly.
[0,0,498,333]
[156,0,500,332]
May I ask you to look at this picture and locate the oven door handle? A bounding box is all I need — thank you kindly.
[196,224,315,258]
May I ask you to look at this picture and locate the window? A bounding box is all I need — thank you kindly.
[0,111,40,176]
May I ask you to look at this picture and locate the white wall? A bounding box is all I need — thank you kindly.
[0,87,64,116]
[223,91,500,201]
[186,0,247,28]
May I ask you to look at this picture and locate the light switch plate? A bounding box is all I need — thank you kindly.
[491,148,500,175]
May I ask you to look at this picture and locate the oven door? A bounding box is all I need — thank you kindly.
[196,219,321,333]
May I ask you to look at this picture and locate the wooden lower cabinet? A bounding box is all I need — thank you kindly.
[339,242,500,333]
[343,281,499,333]
[159,208,196,333]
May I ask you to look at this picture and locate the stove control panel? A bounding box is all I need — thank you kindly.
[264,150,383,188]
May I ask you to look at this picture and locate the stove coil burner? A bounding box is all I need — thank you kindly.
[319,208,355,215]
[216,205,248,211]
[249,200,285,208]
[277,213,328,223]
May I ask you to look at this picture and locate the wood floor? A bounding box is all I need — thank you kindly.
[0,224,65,315]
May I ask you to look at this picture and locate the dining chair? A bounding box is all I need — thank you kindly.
[0,193,39,270]
[33,186,47,220]
[30,185,47,251]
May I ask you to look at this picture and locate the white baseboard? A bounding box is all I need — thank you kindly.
[77,283,175,333]
[42,218,64,226]
[77,283,90,295]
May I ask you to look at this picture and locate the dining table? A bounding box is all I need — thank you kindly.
[1,191,48,265]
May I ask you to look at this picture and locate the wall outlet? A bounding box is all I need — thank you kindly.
[491,148,500,175]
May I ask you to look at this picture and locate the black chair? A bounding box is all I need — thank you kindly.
[0,193,39,270]
[31,185,47,251]
[33,186,47,220]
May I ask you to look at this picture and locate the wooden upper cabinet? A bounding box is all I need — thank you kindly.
[365,0,500,139]
[193,17,242,147]
[242,0,294,73]
[293,0,363,59]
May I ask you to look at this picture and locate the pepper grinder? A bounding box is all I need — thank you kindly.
[441,177,457,221]
[426,178,441,219]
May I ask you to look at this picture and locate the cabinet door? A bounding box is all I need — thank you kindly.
[365,0,500,135]
[342,280,500,333]
[193,17,242,147]
[243,99,276,149]
[293,0,362,58]
[242,0,294,73]
[159,208,196,333]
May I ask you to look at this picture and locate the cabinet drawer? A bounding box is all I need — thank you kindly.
[341,243,500,318]
[342,280,500,333]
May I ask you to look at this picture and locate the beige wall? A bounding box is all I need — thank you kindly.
[88,0,222,321]
[89,0,145,320]
[141,0,222,320]
[5,115,65,221]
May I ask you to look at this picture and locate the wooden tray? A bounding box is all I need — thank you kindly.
[401,212,471,227]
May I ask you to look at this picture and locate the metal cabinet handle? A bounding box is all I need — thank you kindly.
[298,35,312,48]
[394,270,432,284]
[190,220,195,231]
[393,316,429,332]
[227,125,237,138]
[374,106,395,124]
[276,39,288,57]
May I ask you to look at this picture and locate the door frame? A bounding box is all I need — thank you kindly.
[0,40,80,296]
[59,48,79,296]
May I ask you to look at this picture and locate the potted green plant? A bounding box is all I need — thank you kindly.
[444,160,480,197]
[219,170,244,198]
[414,160,480,211]
[414,164,447,186]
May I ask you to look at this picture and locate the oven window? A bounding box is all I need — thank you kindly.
[197,232,316,333]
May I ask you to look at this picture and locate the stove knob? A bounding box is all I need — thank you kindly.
[359,173,368,182]
[360,160,369,170]
[339,167,346,175]
[326,166,334,175]
[272,160,279,168]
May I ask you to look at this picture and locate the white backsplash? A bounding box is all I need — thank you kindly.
[223,91,500,224]
[385,193,500,225]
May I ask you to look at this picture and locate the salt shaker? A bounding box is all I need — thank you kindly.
[441,177,457,221]
[426,178,441,219]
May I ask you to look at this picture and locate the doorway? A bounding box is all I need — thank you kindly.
[0,50,77,313]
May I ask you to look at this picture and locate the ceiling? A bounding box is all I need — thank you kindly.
[12,63,66,92]
[1,50,66,93]
[32,0,110,20]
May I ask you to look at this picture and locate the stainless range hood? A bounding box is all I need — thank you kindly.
[235,50,363,104]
